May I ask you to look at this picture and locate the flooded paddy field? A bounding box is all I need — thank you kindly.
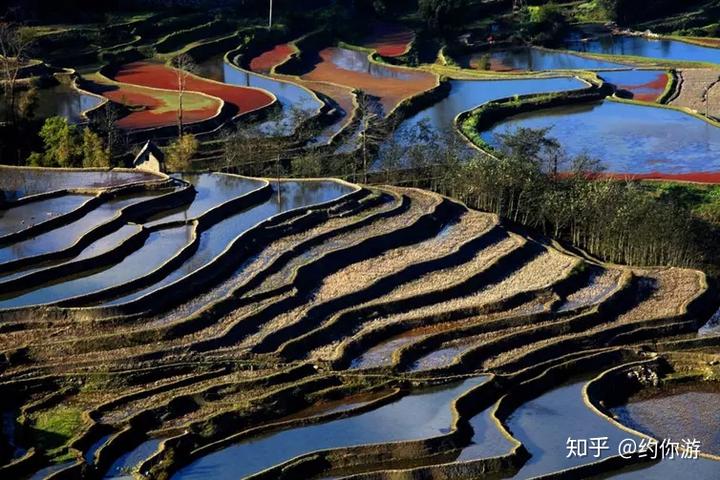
[565,33,720,65]
[599,70,669,102]
[0,194,91,236]
[0,191,161,264]
[145,173,266,226]
[480,99,720,179]
[360,21,414,57]
[172,377,486,480]
[0,83,104,124]
[103,180,353,307]
[300,46,437,115]
[0,167,159,200]
[611,381,720,456]
[460,47,626,72]
[196,55,322,135]
[0,224,194,308]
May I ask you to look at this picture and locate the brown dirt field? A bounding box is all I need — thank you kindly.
[485,268,703,370]
[670,68,720,118]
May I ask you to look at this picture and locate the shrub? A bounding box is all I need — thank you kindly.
[29,117,112,168]
[291,151,324,177]
[31,406,84,452]
[37,116,81,167]
[81,127,111,168]
[165,134,198,172]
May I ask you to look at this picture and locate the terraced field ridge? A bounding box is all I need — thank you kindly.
[0,167,718,480]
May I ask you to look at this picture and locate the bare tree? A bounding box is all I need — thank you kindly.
[355,91,384,184]
[0,22,33,125]
[91,103,122,164]
[171,53,196,138]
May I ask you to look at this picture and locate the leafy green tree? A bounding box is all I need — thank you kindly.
[530,3,568,45]
[165,134,198,172]
[291,150,324,177]
[36,116,81,167]
[81,127,110,168]
[418,0,465,31]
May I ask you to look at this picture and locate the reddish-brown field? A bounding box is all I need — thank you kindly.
[302,47,436,114]
[112,62,275,117]
[605,171,720,184]
[89,78,222,130]
[105,89,212,130]
[250,43,295,74]
[361,22,414,57]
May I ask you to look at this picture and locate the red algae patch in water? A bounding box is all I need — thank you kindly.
[615,72,669,102]
[302,47,436,114]
[250,43,295,74]
[361,22,415,57]
[111,62,275,117]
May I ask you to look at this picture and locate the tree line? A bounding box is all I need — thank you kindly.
[221,117,717,270]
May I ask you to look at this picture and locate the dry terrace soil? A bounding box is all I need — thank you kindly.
[671,68,720,118]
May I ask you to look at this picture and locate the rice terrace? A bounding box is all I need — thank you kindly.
[2,0,720,479]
